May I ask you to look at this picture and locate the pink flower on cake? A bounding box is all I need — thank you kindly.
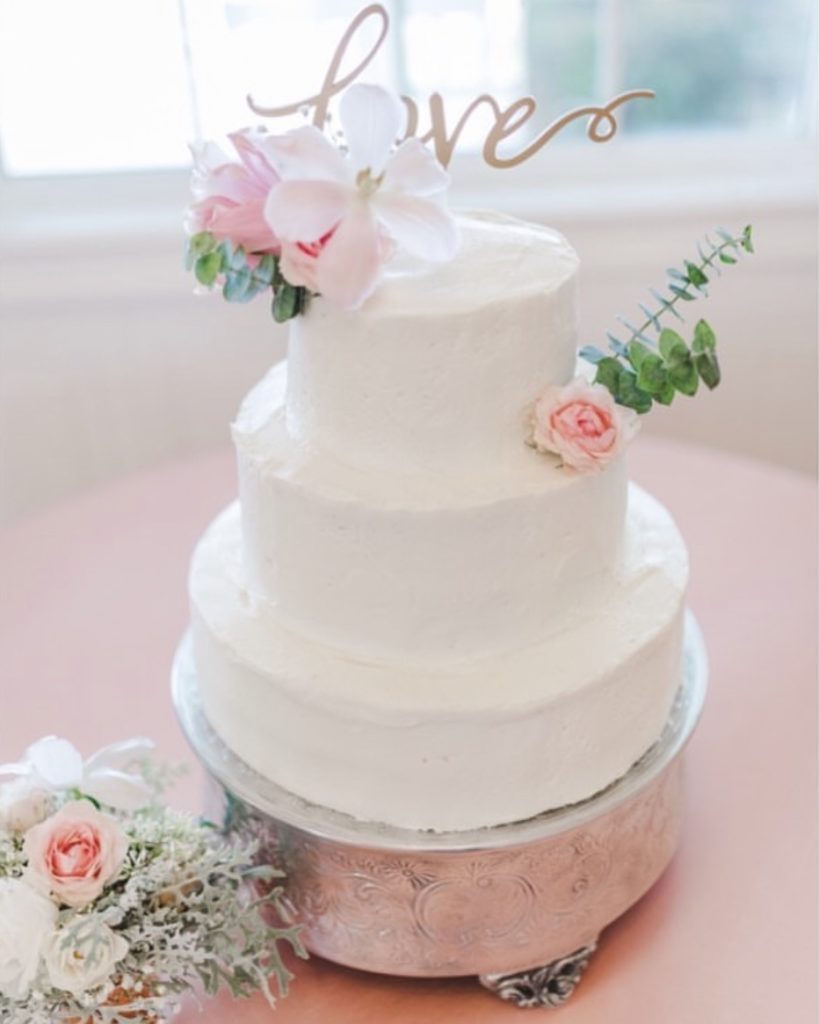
[186,128,281,254]
[531,377,639,472]
[263,83,458,309]
[23,801,129,908]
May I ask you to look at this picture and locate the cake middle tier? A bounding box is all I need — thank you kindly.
[235,362,628,662]
[189,484,688,832]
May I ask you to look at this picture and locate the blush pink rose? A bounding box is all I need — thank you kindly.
[23,801,128,908]
[531,376,639,472]
[186,128,281,254]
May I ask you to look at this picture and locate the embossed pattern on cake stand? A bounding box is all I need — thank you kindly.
[172,613,706,1008]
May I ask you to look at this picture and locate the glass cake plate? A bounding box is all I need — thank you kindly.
[172,611,707,1009]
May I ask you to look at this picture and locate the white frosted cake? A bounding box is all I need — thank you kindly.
[188,210,688,832]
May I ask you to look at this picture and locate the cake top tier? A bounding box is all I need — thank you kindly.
[355,209,578,315]
[283,209,580,479]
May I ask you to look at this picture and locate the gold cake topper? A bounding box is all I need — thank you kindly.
[247,3,654,169]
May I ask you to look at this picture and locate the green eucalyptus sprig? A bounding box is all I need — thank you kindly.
[579,225,754,413]
[185,231,310,323]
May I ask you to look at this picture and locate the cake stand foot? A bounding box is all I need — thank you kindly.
[478,941,598,1008]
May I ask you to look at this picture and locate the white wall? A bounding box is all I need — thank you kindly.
[1,159,816,526]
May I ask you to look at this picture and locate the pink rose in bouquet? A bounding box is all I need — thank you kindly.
[24,800,128,908]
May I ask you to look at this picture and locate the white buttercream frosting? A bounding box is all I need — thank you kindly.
[234,361,628,661]
[188,208,691,832]
[191,487,687,831]
[285,210,579,477]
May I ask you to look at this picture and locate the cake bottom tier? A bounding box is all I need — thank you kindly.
[190,487,687,832]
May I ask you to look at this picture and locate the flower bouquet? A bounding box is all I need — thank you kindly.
[0,736,304,1023]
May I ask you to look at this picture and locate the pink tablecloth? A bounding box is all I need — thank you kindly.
[0,438,816,1023]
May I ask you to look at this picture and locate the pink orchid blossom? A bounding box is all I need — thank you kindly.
[186,128,281,254]
[263,84,459,309]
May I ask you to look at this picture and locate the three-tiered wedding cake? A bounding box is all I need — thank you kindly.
[188,209,688,832]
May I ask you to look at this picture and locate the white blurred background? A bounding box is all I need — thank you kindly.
[1,0,816,525]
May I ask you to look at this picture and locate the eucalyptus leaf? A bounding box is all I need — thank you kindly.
[627,339,652,369]
[658,328,686,361]
[719,252,737,265]
[653,381,676,406]
[669,284,695,302]
[741,224,754,253]
[667,355,699,396]
[195,251,222,287]
[254,253,276,286]
[684,261,708,288]
[615,370,653,414]
[636,353,668,394]
[692,319,716,354]
[223,267,253,302]
[639,303,660,331]
[716,227,738,248]
[229,245,247,271]
[190,231,216,257]
[695,350,721,389]
[579,344,605,364]
[606,333,629,358]
[594,356,623,393]
[272,285,300,323]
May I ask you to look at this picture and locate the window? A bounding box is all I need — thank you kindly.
[0,0,814,178]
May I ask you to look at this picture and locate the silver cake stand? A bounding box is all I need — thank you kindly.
[172,613,706,1009]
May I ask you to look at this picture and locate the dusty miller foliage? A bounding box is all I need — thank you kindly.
[0,802,305,1024]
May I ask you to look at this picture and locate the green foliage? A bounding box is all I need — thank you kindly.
[185,233,310,322]
[581,226,753,413]
[272,283,304,322]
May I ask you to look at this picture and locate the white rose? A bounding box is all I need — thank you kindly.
[0,777,55,832]
[44,915,128,995]
[0,878,57,999]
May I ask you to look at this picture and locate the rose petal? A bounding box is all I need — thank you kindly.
[229,128,279,190]
[196,196,280,253]
[315,199,384,309]
[373,191,459,261]
[340,83,404,176]
[383,138,450,196]
[261,125,349,183]
[265,179,350,243]
[25,737,83,789]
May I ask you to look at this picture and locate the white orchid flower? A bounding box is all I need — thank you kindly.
[263,83,459,310]
[0,735,154,811]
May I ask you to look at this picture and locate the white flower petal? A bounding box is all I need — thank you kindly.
[265,179,350,243]
[83,770,153,811]
[340,84,404,175]
[316,200,384,309]
[84,737,155,776]
[0,762,31,781]
[374,191,460,261]
[25,737,83,789]
[383,138,450,196]
[261,125,349,183]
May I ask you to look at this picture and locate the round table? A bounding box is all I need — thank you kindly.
[0,438,815,1023]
